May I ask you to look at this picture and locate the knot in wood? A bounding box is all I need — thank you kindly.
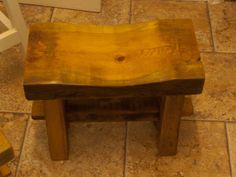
[114,55,126,62]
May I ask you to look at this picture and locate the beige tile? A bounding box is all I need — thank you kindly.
[226,123,236,177]
[178,0,207,1]
[0,5,30,113]
[0,3,53,24]
[178,0,223,3]
[0,4,51,113]
[0,47,32,113]
[208,0,224,4]
[185,53,236,121]
[0,113,29,177]
[52,0,130,25]
[131,1,212,52]
[0,2,9,32]
[20,4,53,24]
[209,2,236,53]
[127,121,231,177]
[17,119,125,177]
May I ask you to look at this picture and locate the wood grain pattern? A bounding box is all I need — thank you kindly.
[44,100,68,160]
[24,19,204,100]
[158,95,184,155]
[0,131,14,166]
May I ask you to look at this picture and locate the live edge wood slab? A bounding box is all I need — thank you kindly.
[24,19,204,100]
[23,19,205,160]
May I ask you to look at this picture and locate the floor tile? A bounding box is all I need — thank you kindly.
[178,0,207,1]
[127,121,231,177]
[131,0,212,52]
[0,3,53,24]
[209,2,236,53]
[0,2,9,32]
[226,123,236,177]
[0,4,52,113]
[185,52,236,121]
[178,0,224,3]
[52,0,130,25]
[0,113,29,177]
[20,4,53,24]
[0,47,32,113]
[208,0,225,4]
[17,119,125,177]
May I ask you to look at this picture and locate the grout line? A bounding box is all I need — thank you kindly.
[19,3,56,9]
[182,118,236,123]
[129,0,132,24]
[15,117,31,177]
[200,51,236,55]
[177,0,208,1]
[1,111,236,123]
[176,0,209,1]
[123,121,129,177]
[50,8,56,22]
[206,1,216,52]
[0,111,31,115]
[225,123,234,177]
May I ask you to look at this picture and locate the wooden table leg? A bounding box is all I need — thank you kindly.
[158,95,184,155]
[44,100,68,160]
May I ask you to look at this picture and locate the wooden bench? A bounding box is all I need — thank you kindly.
[23,19,205,160]
[0,131,14,177]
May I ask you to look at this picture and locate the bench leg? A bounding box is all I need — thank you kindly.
[44,100,68,160]
[158,95,184,155]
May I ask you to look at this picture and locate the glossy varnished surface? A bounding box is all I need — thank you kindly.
[24,19,204,99]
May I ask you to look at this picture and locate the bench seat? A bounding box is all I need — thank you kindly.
[23,19,205,159]
[24,19,204,100]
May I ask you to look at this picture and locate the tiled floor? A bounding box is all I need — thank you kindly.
[0,0,236,177]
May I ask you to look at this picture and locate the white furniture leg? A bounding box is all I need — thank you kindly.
[0,29,20,52]
[0,11,12,29]
[2,0,28,53]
